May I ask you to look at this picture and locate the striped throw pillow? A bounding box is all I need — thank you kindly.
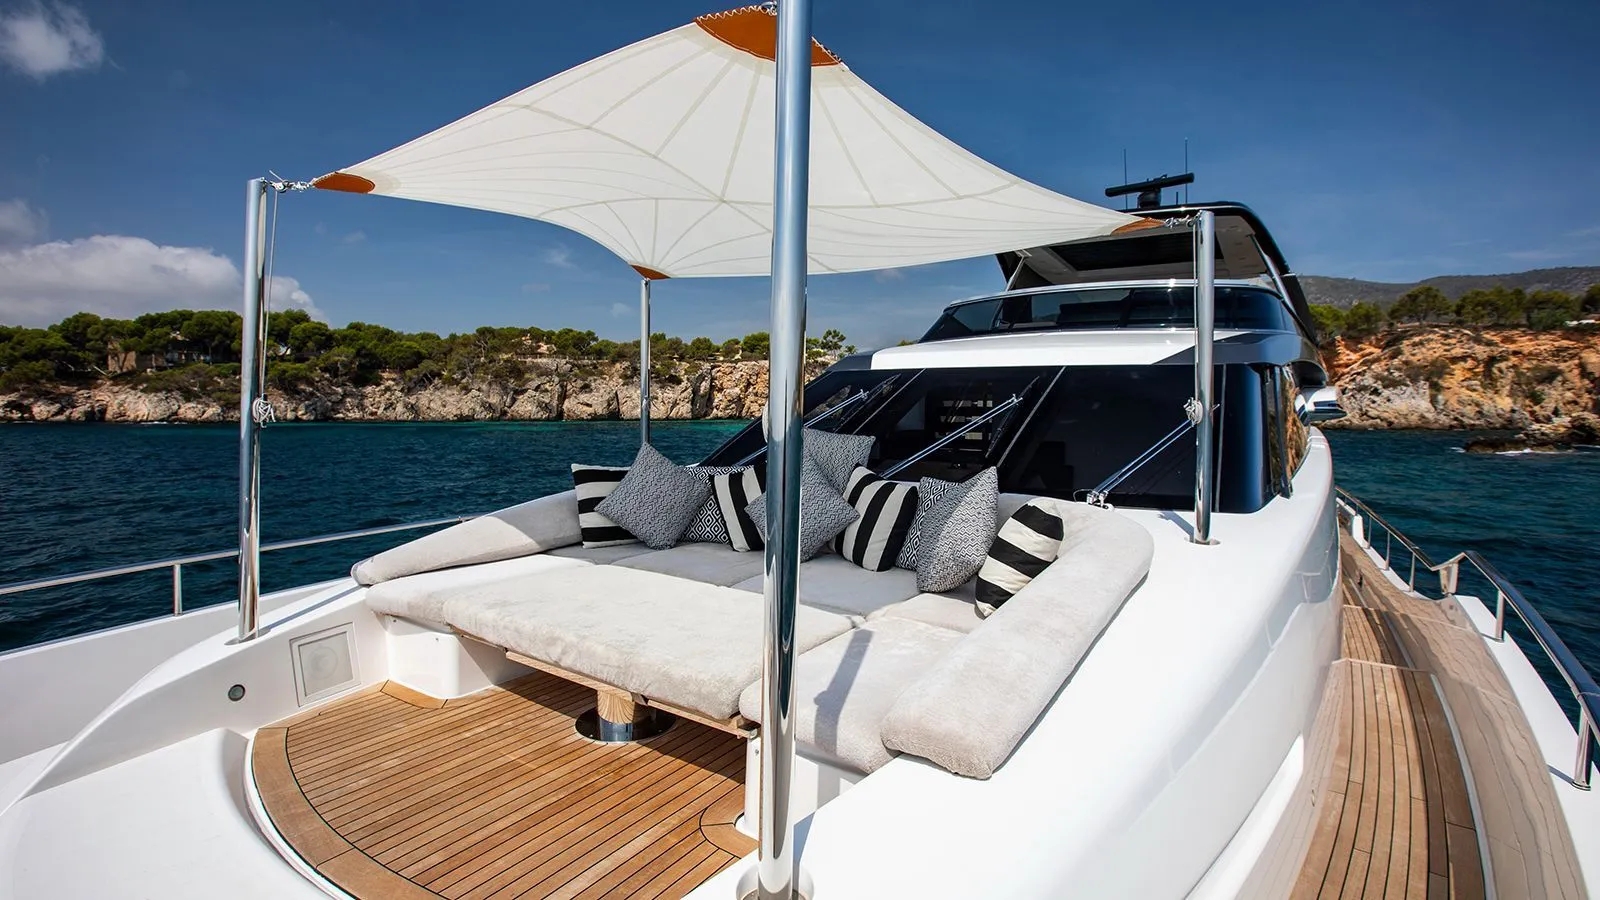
[712,467,767,552]
[570,464,633,548]
[834,467,919,571]
[974,498,1065,616]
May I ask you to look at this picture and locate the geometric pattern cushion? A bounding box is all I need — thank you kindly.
[681,465,746,543]
[595,443,711,550]
[746,453,859,561]
[974,497,1065,616]
[801,428,876,492]
[833,466,919,572]
[895,476,960,570]
[913,467,1000,593]
[571,464,633,548]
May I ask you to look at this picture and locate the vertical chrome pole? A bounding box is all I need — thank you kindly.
[639,278,651,445]
[758,0,811,896]
[236,178,269,642]
[1577,709,1593,791]
[1192,210,1216,545]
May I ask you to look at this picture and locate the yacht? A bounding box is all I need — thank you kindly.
[0,5,1594,899]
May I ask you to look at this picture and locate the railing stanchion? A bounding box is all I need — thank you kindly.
[1577,709,1593,791]
[172,564,183,615]
[1408,553,1417,591]
[1494,589,1507,642]
[1384,529,1392,568]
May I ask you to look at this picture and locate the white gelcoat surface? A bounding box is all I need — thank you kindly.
[0,579,335,765]
[869,328,1247,370]
[14,581,386,797]
[0,729,326,900]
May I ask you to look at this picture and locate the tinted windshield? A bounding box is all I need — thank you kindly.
[700,363,1274,513]
[921,285,1295,341]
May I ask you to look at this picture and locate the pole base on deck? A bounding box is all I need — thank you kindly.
[575,695,675,743]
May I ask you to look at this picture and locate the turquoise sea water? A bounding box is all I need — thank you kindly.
[1,424,1596,691]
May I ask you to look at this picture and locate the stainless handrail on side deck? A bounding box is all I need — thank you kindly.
[0,514,478,616]
[1335,485,1599,791]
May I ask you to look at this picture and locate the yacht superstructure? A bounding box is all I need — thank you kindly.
[0,5,1596,900]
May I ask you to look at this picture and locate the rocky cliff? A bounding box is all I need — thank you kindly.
[0,359,789,424]
[1324,326,1600,430]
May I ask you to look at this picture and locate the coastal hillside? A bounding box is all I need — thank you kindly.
[1301,266,1600,309]
[1324,326,1600,430]
[0,358,802,424]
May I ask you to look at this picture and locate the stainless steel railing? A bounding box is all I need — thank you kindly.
[0,514,477,617]
[1335,485,1599,790]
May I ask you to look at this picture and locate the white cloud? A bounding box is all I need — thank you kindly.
[609,302,630,318]
[541,244,575,269]
[0,233,326,325]
[0,198,46,244]
[267,275,325,322]
[341,230,366,245]
[872,269,905,283]
[0,2,104,80]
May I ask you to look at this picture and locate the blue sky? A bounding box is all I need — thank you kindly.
[0,0,1595,347]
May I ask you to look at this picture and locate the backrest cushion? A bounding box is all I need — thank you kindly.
[747,453,859,560]
[595,443,712,550]
[803,429,876,492]
[712,467,767,552]
[975,497,1065,616]
[902,468,1000,593]
[571,464,632,548]
[834,466,919,572]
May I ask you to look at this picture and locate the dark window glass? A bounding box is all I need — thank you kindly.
[921,286,1295,341]
[701,363,1278,514]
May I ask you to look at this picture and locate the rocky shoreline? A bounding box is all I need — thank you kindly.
[5,326,1599,432]
[0,359,783,424]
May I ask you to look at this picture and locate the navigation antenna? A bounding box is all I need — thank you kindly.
[1104,172,1195,210]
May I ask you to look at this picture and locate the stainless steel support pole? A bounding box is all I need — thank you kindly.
[1192,209,1216,545]
[1494,589,1507,641]
[639,278,651,445]
[1577,709,1593,791]
[172,563,183,615]
[757,0,812,896]
[236,178,269,643]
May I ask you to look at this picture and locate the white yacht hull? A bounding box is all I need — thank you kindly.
[0,433,1347,898]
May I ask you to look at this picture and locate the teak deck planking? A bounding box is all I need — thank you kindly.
[1292,533,1585,900]
[253,670,755,900]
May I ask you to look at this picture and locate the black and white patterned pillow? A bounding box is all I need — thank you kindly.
[571,464,633,547]
[760,414,875,493]
[802,429,876,492]
[682,466,745,543]
[834,467,919,572]
[595,443,711,550]
[896,478,959,570]
[913,467,1000,593]
[712,467,767,552]
[746,454,858,561]
[975,498,1065,616]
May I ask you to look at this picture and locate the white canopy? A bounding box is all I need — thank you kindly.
[315,5,1138,278]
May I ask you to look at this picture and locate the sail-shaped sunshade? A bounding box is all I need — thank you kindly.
[315,5,1138,278]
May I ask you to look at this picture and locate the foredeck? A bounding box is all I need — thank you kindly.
[1291,534,1585,900]
[251,671,754,900]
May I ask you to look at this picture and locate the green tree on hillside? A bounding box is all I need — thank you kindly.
[1455,287,1524,326]
[1343,301,1384,337]
[1583,284,1600,315]
[1523,290,1579,330]
[1308,304,1346,343]
[1387,286,1453,324]
[739,332,770,359]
